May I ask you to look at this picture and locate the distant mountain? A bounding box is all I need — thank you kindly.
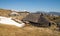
[34,11,60,16]
[48,12,60,16]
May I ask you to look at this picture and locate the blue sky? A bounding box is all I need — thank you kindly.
[0,0,60,12]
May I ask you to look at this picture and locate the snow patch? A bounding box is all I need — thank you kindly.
[0,16,25,27]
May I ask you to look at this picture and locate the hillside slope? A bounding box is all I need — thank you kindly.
[0,9,12,17]
[0,24,60,36]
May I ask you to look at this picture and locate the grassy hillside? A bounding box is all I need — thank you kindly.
[0,24,60,36]
[0,9,60,36]
[46,15,60,23]
[0,9,12,17]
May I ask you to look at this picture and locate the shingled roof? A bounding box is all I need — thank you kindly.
[23,13,50,24]
[22,13,51,27]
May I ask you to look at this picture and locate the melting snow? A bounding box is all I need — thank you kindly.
[0,16,25,27]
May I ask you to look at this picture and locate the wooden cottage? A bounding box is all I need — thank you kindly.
[22,13,51,27]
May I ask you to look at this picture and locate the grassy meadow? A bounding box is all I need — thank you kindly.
[0,24,60,36]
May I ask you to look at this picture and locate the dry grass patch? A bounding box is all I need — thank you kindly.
[0,24,60,36]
